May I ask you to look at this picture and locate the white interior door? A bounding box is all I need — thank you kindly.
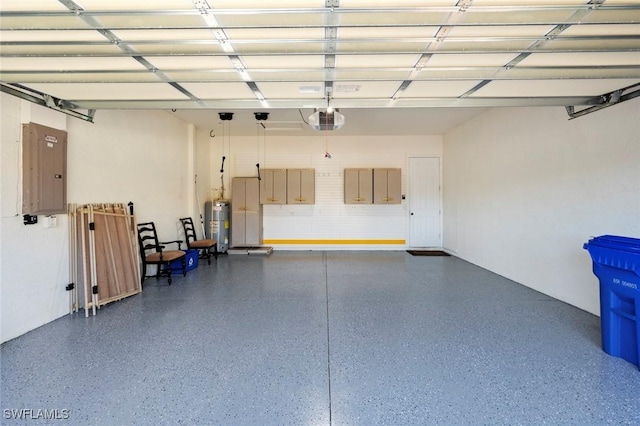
[409,157,441,248]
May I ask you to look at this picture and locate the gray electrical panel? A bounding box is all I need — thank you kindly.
[22,122,68,215]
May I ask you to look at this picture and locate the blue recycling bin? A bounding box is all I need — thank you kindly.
[168,249,199,275]
[584,235,640,368]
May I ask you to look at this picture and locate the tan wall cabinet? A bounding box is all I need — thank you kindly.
[260,169,287,204]
[287,169,315,204]
[344,168,373,204]
[373,168,401,204]
[231,177,262,246]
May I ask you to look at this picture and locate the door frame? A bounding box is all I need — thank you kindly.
[408,156,443,248]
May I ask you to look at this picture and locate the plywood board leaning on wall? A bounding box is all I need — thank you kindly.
[69,203,141,317]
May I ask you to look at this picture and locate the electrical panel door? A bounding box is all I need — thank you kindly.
[373,168,401,204]
[287,169,315,204]
[22,122,68,215]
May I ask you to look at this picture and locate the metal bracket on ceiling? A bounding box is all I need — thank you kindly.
[457,0,473,12]
[588,0,607,9]
[565,82,640,120]
[393,0,470,103]
[323,1,339,100]
[0,83,96,123]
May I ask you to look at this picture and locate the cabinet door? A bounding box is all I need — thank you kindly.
[232,177,246,211]
[245,177,262,245]
[300,169,315,204]
[273,170,287,204]
[358,169,373,204]
[386,168,401,204]
[373,168,401,204]
[245,177,260,212]
[260,169,286,204]
[373,168,388,204]
[287,169,315,204]
[344,169,360,204]
[231,178,247,246]
[345,168,373,204]
[231,210,246,247]
[245,211,260,245]
[231,177,262,246]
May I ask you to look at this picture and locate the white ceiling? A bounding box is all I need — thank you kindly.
[1,0,639,135]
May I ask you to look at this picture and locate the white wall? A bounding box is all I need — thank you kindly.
[195,131,443,250]
[66,109,194,237]
[1,93,193,343]
[1,96,69,344]
[443,99,640,315]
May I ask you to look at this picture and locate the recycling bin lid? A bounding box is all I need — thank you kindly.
[584,235,640,254]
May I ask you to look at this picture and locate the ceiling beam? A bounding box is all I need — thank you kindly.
[3,4,639,18]
[3,35,640,47]
[3,67,638,83]
[3,47,638,58]
[3,21,638,31]
[323,0,340,104]
[57,0,202,105]
[461,0,608,99]
[392,0,477,100]
[190,0,268,106]
[61,96,600,110]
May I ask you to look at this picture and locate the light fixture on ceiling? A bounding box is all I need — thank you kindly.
[219,112,233,121]
[299,85,322,94]
[254,112,269,121]
[308,98,345,131]
[308,109,345,131]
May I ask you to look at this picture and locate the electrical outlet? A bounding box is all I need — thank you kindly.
[44,215,57,228]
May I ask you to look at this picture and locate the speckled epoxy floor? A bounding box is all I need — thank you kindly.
[1,251,638,425]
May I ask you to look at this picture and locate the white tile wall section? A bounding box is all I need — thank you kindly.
[233,154,262,178]
[214,134,442,250]
[263,154,315,169]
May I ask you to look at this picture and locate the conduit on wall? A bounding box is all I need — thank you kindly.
[68,203,141,317]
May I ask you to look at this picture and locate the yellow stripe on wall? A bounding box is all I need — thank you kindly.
[263,239,406,245]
